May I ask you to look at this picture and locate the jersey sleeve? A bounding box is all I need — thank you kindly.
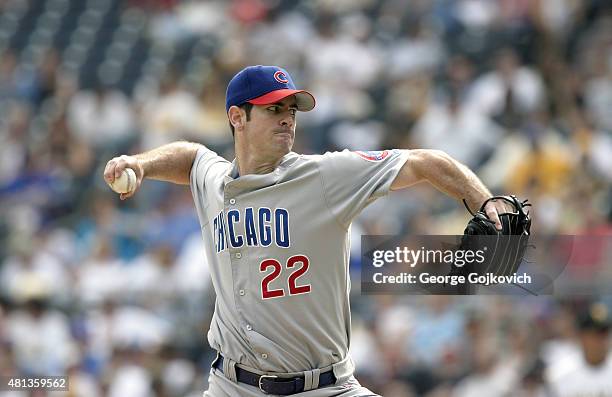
[189,146,228,217]
[317,149,410,228]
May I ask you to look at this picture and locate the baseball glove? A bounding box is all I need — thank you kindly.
[450,195,532,292]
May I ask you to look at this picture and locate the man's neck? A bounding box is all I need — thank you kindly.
[236,152,286,176]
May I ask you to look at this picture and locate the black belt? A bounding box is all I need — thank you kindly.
[212,354,336,395]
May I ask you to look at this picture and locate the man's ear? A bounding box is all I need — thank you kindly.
[228,106,244,129]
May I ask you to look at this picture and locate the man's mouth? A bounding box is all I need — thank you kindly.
[274,130,293,138]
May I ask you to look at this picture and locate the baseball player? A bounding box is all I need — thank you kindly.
[103,65,512,396]
[546,303,612,397]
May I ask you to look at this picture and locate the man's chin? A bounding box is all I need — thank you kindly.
[278,145,292,156]
[274,138,293,153]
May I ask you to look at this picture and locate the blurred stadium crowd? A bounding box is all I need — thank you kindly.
[1,0,611,396]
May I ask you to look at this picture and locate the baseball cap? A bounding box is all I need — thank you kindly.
[225,65,315,112]
[577,303,610,332]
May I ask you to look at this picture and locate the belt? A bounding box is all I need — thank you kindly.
[212,354,336,395]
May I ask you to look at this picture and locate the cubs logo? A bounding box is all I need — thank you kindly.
[273,70,289,84]
[355,150,391,162]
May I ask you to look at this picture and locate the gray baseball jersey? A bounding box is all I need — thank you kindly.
[189,147,409,376]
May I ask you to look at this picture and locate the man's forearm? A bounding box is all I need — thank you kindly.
[135,141,201,185]
[416,150,492,210]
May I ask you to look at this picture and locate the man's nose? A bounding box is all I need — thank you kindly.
[280,115,294,128]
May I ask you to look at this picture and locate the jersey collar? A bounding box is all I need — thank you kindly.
[224,152,298,191]
[226,152,298,179]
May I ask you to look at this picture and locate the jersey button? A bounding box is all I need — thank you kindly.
[261,353,268,359]
[229,198,236,205]
[235,253,242,259]
[246,325,252,331]
[239,289,245,296]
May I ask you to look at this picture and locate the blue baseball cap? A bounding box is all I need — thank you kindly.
[225,65,315,112]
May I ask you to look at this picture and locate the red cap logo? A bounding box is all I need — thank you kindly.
[273,71,289,83]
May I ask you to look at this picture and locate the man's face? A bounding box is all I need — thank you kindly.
[241,96,298,158]
[580,329,610,366]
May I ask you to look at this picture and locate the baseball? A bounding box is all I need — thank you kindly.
[109,168,137,194]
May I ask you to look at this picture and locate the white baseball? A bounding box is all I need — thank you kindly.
[110,168,137,194]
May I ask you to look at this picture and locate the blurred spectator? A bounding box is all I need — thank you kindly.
[454,0,499,31]
[106,347,154,397]
[140,70,201,149]
[29,48,62,107]
[443,55,477,100]
[147,1,187,45]
[173,231,212,295]
[59,365,102,397]
[583,51,612,132]
[388,20,445,80]
[6,299,76,375]
[468,48,545,128]
[350,317,387,380]
[452,338,522,397]
[0,240,69,304]
[193,76,234,150]
[546,303,612,397]
[157,346,198,396]
[0,102,29,185]
[247,6,314,67]
[305,13,382,89]
[74,197,114,257]
[386,73,432,141]
[76,238,127,306]
[0,50,37,104]
[515,358,549,397]
[407,297,464,369]
[329,117,385,151]
[0,50,20,101]
[67,82,135,151]
[411,88,502,169]
[507,120,576,195]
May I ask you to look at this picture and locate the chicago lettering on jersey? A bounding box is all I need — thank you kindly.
[213,207,290,253]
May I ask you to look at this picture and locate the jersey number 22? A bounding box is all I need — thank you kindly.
[260,255,311,299]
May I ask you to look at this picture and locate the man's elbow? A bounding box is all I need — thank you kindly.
[391,149,456,190]
[411,149,454,177]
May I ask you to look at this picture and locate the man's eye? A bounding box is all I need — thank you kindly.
[289,109,297,116]
[267,107,279,113]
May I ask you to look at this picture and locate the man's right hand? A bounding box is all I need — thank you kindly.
[103,155,145,200]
